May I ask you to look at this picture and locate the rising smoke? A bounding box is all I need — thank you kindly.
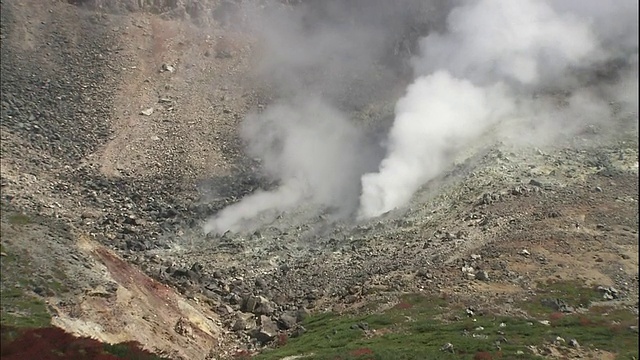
[358,71,515,218]
[204,96,380,234]
[358,0,638,218]
[205,0,638,234]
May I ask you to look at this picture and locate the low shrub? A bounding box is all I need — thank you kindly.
[0,325,169,360]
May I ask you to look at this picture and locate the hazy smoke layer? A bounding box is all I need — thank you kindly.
[204,0,434,234]
[244,0,444,107]
[358,0,639,218]
[206,0,638,233]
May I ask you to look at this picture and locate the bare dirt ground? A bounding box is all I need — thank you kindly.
[1,1,638,359]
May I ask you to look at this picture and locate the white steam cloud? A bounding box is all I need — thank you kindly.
[205,0,638,234]
[204,97,379,234]
[359,72,514,218]
[357,0,638,218]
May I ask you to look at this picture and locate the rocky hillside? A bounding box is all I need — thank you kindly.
[1,1,638,359]
[1,0,257,357]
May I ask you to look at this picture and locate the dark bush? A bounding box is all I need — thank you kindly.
[0,325,169,360]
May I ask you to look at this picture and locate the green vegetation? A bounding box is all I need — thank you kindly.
[520,280,602,317]
[103,342,171,359]
[1,209,67,329]
[0,287,51,328]
[255,288,639,360]
[0,247,52,328]
[7,213,32,226]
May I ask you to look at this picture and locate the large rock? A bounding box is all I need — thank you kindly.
[475,270,490,281]
[252,315,279,344]
[231,313,255,331]
[243,295,275,315]
[278,312,297,330]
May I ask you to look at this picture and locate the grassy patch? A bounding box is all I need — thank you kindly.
[255,291,639,360]
[7,214,31,226]
[1,211,71,332]
[0,247,52,328]
[0,287,51,328]
[520,280,602,317]
[103,342,170,359]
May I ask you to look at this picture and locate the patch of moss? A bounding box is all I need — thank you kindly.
[0,248,52,328]
[0,286,51,328]
[520,280,602,317]
[255,291,639,360]
[103,342,170,359]
[8,214,31,226]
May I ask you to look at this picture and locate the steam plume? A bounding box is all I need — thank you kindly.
[204,97,379,234]
[359,72,514,218]
[205,0,638,233]
[358,0,638,218]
